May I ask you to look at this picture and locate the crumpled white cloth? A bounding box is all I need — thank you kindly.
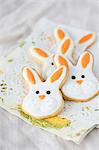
[0,0,99,149]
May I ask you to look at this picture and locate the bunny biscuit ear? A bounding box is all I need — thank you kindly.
[54,26,70,41]
[78,33,95,44]
[73,33,96,61]
[54,54,69,69]
[22,67,41,87]
[30,47,49,63]
[76,33,96,50]
[47,65,67,87]
[54,27,65,41]
[57,37,74,58]
[77,51,94,70]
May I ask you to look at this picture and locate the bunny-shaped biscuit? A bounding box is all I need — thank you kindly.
[21,65,68,119]
[54,51,99,102]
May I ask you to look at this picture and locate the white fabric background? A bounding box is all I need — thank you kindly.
[0,0,99,149]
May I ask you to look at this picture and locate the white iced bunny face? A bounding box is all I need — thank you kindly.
[21,66,67,119]
[54,51,99,102]
[30,47,56,80]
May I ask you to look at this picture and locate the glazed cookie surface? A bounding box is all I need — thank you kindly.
[54,51,99,102]
[21,65,68,119]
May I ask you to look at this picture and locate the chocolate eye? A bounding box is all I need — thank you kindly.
[71,76,76,79]
[46,91,51,94]
[51,62,54,65]
[36,91,39,94]
[81,75,85,78]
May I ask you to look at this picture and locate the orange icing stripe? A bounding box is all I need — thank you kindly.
[50,68,63,83]
[39,95,45,100]
[61,39,70,54]
[58,56,68,68]
[57,29,65,40]
[79,34,93,44]
[34,48,48,57]
[81,53,90,68]
[26,68,35,84]
[76,80,83,84]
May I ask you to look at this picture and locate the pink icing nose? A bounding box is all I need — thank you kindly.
[39,95,45,100]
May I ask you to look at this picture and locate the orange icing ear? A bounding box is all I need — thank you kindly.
[34,48,48,57]
[81,53,90,68]
[61,39,70,54]
[58,56,68,68]
[57,29,65,40]
[50,68,63,83]
[26,68,35,84]
[79,34,93,44]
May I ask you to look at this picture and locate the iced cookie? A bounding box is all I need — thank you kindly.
[54,51,99,102]
[21,65,68,119]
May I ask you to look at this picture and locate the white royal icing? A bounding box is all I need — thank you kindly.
[22,66,67,119]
